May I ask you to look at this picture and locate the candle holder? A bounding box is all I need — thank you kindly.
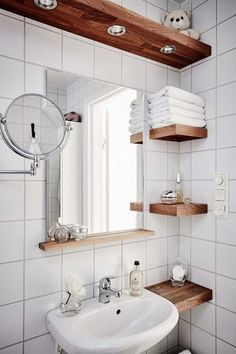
[169,258,188,287]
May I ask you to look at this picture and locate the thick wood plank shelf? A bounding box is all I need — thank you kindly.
[150,124,207,142]
[39,229,154,251]
[149,203,208,216]
[0,0,211,69]
[146,280,212,313]
[130,133,143,144]
[130,202,143,212]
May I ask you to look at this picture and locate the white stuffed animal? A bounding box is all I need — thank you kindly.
[161,9,200,40]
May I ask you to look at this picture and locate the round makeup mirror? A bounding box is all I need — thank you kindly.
[0,94,70,175]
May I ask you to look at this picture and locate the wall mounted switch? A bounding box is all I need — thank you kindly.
[214,173,228,218]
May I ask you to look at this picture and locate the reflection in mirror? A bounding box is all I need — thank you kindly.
[46,70,143,235]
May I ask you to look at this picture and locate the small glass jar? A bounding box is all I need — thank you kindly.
[79,225,88,240]
[54,225,70,243]
[169,258,188,287]
[47,222,59,241]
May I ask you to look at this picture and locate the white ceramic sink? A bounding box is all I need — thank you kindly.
[47,289,179,354]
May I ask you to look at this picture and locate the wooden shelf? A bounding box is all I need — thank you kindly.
[150,124,207,142]
[39,229,154,251]
[149,203,208,216]
[146,280,212,313]
[130,202,143,212]
[0,1,211,69]
[130,133,143,144]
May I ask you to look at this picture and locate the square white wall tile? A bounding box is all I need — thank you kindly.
[146,213,168,237]
[25,256,61,299]
[179,236,190,265]
[25,181,46,219]
[146,3,166,23]
[191,302,216,335]
[180,69,191,91]
[217,116,236,149]
[217,338,236,354]
[216,243,236,279]
[0,302,23,348]
[0,221,24,263]
[217,49,236,86]
[146,151,167,180]
[167,153,179,181]
[217,82,236,117]
[0,57,24,99]
[0,343,23,354]
[217,15,236,55]
[191,212,215,241]
[229,181,236,212]
[62,250,94,285]
[146,266,167,286]
[192,58,216,93]
[24,293,61,340]
[122,55,146,90]
[168,69,180,87]
[25,64,46,95]
[179,319,190,349]
[167,216,178,236]
[26,24,61,69]
[180,153,191,180]
[191,266,216,303]
[24,334,55,354]
[122,241,146,275]
[95,245,122,282]
[217,274,236,313]
[191,325,216,354]
[217,213,236,246]
[217,148,236,180]
[179,216,190,236]
[0,181,24,222]
[0,261,23,305]
[0,14,24,60]
[192,150,215,180]
[148,0,167,10]
[25,18,61,33]
[192,0,216,33]
[217,307,236,347]
[217,0,236,23]
[191,181,214,210]
[95,46,121,84]
[168,236,179,262]
[191,238,215,272]
[200,27,216,59]
[146,63,167,93]
[122,0,146,15]
[147,237,167,269]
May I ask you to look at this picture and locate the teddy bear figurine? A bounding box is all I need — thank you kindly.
[161,9,200,40]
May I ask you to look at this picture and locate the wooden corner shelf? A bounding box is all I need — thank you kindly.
[146,280,212,313]
[130,133,143,144]
[39,228,154,252]
[130,202,143,212]
[0,1,211,69]
[149,203,208,216]
[150,124,207,142]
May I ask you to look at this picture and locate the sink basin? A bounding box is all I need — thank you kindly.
[47,289,179,354]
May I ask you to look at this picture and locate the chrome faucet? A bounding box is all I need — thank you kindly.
[98,276,122,304]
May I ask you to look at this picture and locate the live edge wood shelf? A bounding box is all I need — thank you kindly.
[150,124,208,142]
[39,229,154,252]
[130,133,143,144]
[0,0,211,69]
[149,203,208,216]
[146,280,212,313]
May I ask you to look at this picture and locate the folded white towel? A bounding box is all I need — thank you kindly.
[129,125,143,133]
[130,99,142,108]
[149,106,205,120]
[131,105,142,115]
[130,111,143,119]
[148,96,204,114]
[150,115,206,128]
[129,117,142,125]
[148,86,204,107]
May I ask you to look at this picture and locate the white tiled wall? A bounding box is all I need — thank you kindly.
[0,0,180,353]
[179,1,236,353]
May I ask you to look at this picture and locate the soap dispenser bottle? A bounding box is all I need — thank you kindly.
[129,260,143,296]
[176,173,183,203]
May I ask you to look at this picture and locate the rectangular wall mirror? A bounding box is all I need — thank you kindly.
[46,70,144,235]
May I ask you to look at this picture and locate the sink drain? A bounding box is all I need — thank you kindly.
[116,309,121,315]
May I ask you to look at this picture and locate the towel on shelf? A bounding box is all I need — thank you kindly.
[150,115,206,128]
[130,98,142,108]
[148,86,204,107]
[149,106,205,120]
[129,98,143,134]
[128,124,143,133]
[148,96,204,114]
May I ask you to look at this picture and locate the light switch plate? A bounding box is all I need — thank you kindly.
[214,173,228,218]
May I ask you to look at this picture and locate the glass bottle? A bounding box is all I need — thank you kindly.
[176,173,183,203]
[129,260,143,297]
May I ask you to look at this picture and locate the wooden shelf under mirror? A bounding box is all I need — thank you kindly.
[39,229,154,251]
[0,0,211,69]
[149,203,208,217]
[146,280,212,313]
[130,202,144,212]
[150,124,208,142]
[130,133,143,144]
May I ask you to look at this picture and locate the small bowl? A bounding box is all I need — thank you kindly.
[66,224,88,241]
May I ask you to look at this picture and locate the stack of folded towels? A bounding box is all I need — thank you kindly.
[129,98,143,134]
[148,86,206,129]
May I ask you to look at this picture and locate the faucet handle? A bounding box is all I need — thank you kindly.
[99,276,117,289]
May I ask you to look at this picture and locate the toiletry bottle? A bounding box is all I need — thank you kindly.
[176,173,183,203]
[129,260,143,296]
